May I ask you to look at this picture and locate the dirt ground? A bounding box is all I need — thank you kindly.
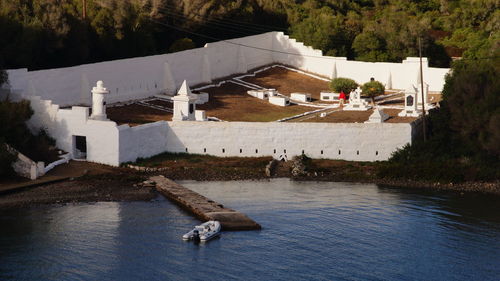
[0,161,155,209]
[144,99,173,109]
[292,108,417,123]
[197,81,312,121]
[243,67,331,102]
[107,104,172,126]
[104,65,425,125]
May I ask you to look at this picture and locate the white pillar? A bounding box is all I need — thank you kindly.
[90,80,110,121]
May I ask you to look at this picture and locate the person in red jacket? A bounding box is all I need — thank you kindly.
[339,90,346,107]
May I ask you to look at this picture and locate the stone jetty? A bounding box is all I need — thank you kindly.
[150,176,261,230]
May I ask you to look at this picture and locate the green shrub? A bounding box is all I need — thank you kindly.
[168,38,196,53]
[330,78,358,93]
[361,80,385,104]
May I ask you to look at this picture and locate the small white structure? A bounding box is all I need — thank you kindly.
[290,93,312,102]
[320,92,339,101]
[398,86,421,117]
[247,90,269,100]
[247,89,278,100]
[195,110,207,121]
[172,80,198,121]
[269,96,290,107]
[344,87,371,111]
[90,80,110,121]
[366,108,389,123]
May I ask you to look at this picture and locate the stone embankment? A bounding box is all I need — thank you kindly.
[150,176,261,230]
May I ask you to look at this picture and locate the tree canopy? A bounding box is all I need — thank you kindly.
[0,0,498,70]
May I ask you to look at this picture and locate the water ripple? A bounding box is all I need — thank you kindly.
[1,179,499,281]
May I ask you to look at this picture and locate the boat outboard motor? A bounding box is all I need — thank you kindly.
[193,230,200,242]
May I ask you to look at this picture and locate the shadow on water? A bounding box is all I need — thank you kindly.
[376,184,500,227]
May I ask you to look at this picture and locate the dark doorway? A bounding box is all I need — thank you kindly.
[74,135,87,159]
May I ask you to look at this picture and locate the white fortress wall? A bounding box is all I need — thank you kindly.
[118,121,170,164]
[24,95,414,166]
[5,32,449,107]
[272,32,449,91]
[26,96,121,166]
[5,33,276,107]
[163,121,414,162]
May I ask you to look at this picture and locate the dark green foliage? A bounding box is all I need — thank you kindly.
[352,32,389,62]
[0,100,34,149]
[380,57,500,182]
[442,58,500,156]
[330,77,358,93]
[361,80,385,104]
[0,99,58,177]
[0,143,16,178]
[1,0,498,70]
[168,38,196,53]
[0,69,7,87]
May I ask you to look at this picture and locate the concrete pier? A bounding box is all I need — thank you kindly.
[151,176,261,230]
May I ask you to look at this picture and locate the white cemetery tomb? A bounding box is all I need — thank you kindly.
[90,80,110,121]
[365,108,390,123]
[344,87,371,111]
[172,80,198,121]
[398,86,421,117]
[290,93,312,102]
[320,92,339,101]
[269,96,290,107]
[247,90,270,100]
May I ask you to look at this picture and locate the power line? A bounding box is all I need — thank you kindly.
[148,18,342,60]
[98,0,500,63]
[153,6,352,44]
[454,56,500,61]
[151,7,265,36]
[154,2,288,32]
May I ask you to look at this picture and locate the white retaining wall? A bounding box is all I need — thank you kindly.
[164,121,413,162]
[6,32,448,107]
[6,33,274,107]
[119,121,414,163]
[271,33,448,91]
[27,95,414,165]
[27,96,121,166]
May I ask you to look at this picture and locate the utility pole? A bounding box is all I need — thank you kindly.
[82,0,87,20]
[418,37,427,141]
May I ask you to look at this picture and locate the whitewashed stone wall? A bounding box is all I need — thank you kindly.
[118,122,169,163]
[5,33,275,107]
[27,96,121,166]
[5,32,449,107]
[163,121,413,162]
[26,95,415,165]
[271,33,448,91]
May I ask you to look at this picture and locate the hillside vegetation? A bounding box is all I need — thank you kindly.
[0,0,498,70]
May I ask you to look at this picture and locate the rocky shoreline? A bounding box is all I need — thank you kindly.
[0,160,498,210]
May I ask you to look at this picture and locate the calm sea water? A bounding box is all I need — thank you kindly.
[1,179,499,281]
